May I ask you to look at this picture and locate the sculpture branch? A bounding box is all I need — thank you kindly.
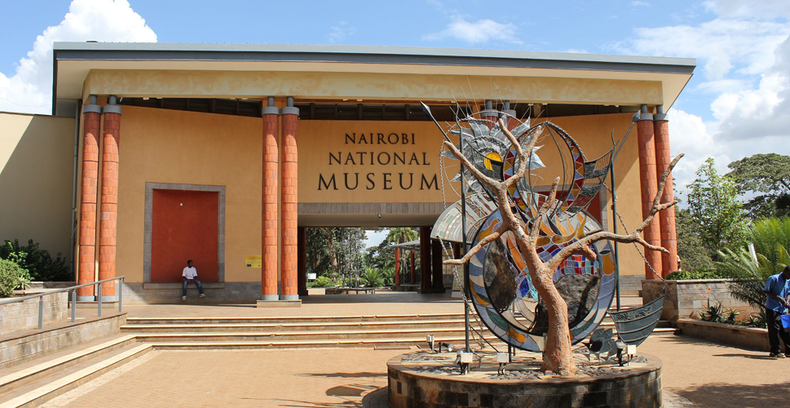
[445,223,508,265]
[443,140,501,191]
[530,176,561,240]
[545,153,682,272]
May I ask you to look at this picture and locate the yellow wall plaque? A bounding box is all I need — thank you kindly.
[245,255,262,268]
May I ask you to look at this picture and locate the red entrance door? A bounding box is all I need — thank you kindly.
[151,190,218,282]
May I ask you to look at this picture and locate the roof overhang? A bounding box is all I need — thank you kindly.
[53,42,696,114]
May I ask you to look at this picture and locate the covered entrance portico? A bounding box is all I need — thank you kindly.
[51,43,694,304]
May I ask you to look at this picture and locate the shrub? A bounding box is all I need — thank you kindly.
[699,301,726,323]
[309,276,335,288]
[0,239,71,282]
[666,269,725,280]
[361,268,385,288]
[746,311,767,328]
[0,259,27,297]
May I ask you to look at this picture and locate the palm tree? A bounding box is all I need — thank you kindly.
[717,217,790,315]
[386,227,418,245]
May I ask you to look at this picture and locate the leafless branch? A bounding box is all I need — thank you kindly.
[545,153,682,271]
[445,223,507,265]
[443,140,500,191]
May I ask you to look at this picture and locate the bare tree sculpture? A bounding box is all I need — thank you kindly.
[444,117,682,376]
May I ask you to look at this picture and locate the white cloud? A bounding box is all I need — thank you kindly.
[631,1,650,7]
[328,21,355,43]
[0,0,156,114]
[621,19,789,80]
[423,16,520,45]
[618,0,790,197]
[666,108,730,197]
[704,0,790,19]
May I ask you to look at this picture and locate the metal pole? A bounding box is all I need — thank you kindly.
[461,120,470,353]
[38,296,44,329]
[71,289,76,322]
[97,284,102,317]
[118,278,123,313]
[610,161,621,312]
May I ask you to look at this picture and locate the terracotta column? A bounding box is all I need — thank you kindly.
[77,96,101,301]
[420,227,431,292]
[297,226,307,296]
[280,97,299,300]
[636,105,663,279]
[98,96,122,300]
[394,247,401,286]
[654,106,678,275]
[431,238,444,291]
[261,98,280,300]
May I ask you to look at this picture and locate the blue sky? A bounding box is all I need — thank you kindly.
[1,0,789,247]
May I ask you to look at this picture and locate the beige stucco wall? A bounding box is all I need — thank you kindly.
[0,112,74,261]
[83,70,664,106]
[299,121,453,204]
[115,107,263,284]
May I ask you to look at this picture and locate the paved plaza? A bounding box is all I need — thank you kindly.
[24,293,790,407]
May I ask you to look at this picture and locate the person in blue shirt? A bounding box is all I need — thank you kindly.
[764,265,790,358]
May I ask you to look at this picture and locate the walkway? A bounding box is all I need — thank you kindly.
[25,293,790,407]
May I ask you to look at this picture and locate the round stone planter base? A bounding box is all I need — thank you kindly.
[387,350,662,408]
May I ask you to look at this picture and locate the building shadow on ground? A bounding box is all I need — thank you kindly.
[675,382,790,408]
[304,372,384,378]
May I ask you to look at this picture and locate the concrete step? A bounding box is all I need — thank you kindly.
[133,326,467,343]
[124,312,465,325]
[147,334,498,350]
[0,335,137,396]
[120,318,466,333]
[0,342,150,408]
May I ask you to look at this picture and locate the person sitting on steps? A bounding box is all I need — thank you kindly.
[182,259,205,300]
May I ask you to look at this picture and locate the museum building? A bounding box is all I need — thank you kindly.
[0,43,695,304]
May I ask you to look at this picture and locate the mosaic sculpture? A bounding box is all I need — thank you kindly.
[428,104,681,375]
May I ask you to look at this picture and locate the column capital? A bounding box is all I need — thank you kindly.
[282,96,299,116]
[102,95,122,115]
[83,95,101,114]
[637,104,653,122]
[653,105,668,121]
[262,96,280,115]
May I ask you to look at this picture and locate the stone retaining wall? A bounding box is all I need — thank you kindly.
[0,291,68,335]
[121,282,261,304]
[642,279,757,324]
[0,313,126,369]
[677,319,769,351]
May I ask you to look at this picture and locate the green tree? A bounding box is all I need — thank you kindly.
[686,158,749,260]
[675,208,715,271]
[727,153,790,219]
[0,239,70,282]
[305,227,367,283]
[717,217,790,317]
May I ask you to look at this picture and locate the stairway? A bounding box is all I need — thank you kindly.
[121,313,469,349]
[0,307,674,407]
[0,313,467,408]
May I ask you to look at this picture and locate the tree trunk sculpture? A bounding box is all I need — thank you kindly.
[444,118,682,376]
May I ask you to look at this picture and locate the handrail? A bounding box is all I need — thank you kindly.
[0,276,125,330]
